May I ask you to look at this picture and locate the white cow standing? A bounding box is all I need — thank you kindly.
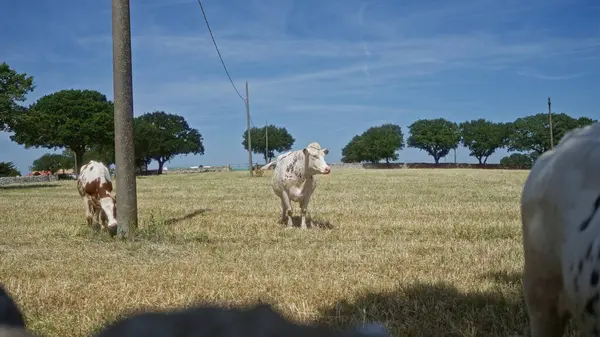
[262,142,331,229]
[76,160,118,234]
[521,122,600,337]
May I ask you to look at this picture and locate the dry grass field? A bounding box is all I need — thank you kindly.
[0,168,577,336]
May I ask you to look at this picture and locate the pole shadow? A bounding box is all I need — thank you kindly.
[164,208,210,226]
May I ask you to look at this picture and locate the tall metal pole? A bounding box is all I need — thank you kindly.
[548,97,554,150]
[246,81,253,175]
[265,120,269,164]
[112,0,138,238]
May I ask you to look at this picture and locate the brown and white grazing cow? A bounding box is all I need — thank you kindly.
[76,160,117,233]
[261,142,331,229]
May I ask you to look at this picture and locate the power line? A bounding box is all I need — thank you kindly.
[195,0,245,103]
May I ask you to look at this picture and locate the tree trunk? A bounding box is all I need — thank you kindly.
[73,149,85,176]
[483,156,489,165]
[433,156,440,164]
[157,160,165,175]
[264,153,268,164]
[477,157,483,165]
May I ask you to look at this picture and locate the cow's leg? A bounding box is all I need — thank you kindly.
[299,189,314,230]
[279,198,287,224]
[93,207,101,229]
[523,258,569,337]
[82,196,93,226]
[281,191,294,228]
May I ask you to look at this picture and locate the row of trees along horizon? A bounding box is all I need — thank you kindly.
[0,61,597,177]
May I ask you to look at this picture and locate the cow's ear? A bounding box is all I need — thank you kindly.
[322,148,329,155]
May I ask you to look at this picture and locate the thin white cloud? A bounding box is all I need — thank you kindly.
[516,68,591,80]
[3,0,598,172]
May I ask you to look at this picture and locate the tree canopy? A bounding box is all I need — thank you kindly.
[459,119,509,164]
[500,153,533,169]
[407,118,461,164]
[31,153,73,173]
[507,112,596,157]
[241,125,295,163]
[341,135,365,163]
[341,123,405,163]
[9,89,114,174]
[0,62,35,132]
[0,161,20,177]
[134,111,205,174]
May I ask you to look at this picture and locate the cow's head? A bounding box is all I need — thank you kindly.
[303,142,331,175]
[99,194,117,229]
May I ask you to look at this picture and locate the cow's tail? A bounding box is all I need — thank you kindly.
[260,161,277,170]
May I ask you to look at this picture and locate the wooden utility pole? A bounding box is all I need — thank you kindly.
[112,0,138,238]
[454,147,457,164]
[246,81,253,175]
[265,120,269,164]
[548,97,554,149]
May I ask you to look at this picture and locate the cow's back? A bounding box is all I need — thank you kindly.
[77,161,113,197]
[272,151,305,192]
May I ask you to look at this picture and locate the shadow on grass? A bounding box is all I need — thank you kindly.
[0,183,60,190]
[285,216,334,230]
[481,270,523,287]
[73,211,213,245]
[164,208,210,226]
[316,281,530,337]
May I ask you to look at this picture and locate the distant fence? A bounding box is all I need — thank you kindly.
[1,162,526,187]
[138,165,233,176]
[328,162,526,170]
[0,174,59,186]
[178,162,530,171]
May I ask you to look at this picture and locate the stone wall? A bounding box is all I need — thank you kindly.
[329,162,524,170]
[162,166,233,175]
[0,174,59,186]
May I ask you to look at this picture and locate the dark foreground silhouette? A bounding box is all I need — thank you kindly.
[0,284,386,337]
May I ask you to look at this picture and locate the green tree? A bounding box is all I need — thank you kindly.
[0,161,21,177]
[58,148,113,172]
[0,62,35,131]
[31,153,74,173]
[500,153,533,169]
[241,125,295,163]
[134,111,205,174]
[507,113,596,157]
[9,89,114,175]
[84,146,115,167]
[407,118,461,164]
[341,135,366,163]
[459,119,509,164]
[133,120,153,172]
[341,123,405,163]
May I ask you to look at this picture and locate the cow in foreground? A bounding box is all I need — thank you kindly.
[521,122,600,337]
[0,284,32,337]
[262,142,331,229]
[76,160,117,235]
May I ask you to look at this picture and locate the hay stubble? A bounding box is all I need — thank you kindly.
[0,168,574,336]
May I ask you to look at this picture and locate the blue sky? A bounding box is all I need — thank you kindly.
[1,0,599,173]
